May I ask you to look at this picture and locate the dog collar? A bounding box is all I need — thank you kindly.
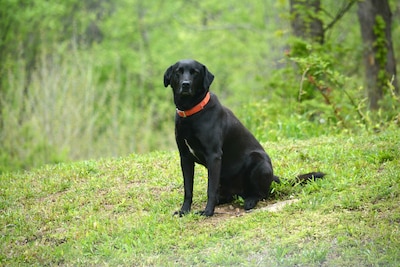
[176,92,211,118]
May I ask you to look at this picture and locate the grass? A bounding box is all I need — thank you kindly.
[1,128,399,266]
[1,52,176,172]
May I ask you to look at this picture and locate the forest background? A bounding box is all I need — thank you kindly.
[0,0,399,173]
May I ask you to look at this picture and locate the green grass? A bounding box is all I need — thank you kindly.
[1,129,399,266]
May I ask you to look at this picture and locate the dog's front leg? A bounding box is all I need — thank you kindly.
[178,156,195,216]
[202,153,222,216]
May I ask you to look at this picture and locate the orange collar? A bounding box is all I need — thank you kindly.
[176,92,211,117]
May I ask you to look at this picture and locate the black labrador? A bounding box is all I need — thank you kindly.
[164,59,324,217]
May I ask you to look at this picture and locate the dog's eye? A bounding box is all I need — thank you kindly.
[190,69,199,75]
[175,68,183,76]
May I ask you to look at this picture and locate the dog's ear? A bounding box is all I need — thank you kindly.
[203,65,214,89]
[163,65,174,87]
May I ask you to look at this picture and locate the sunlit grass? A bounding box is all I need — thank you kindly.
[1,129,399,266]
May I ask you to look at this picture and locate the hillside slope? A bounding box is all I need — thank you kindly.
[1,129,399,266]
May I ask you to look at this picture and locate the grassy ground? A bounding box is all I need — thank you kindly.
[1,128,399,266]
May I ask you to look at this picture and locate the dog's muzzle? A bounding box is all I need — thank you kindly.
[179,81,192,95]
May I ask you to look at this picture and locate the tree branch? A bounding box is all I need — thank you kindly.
[307,75,347,127]
[323,0,357,32]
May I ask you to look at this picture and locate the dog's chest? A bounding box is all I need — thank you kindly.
[184,139,200,160]
[177,119,208,164]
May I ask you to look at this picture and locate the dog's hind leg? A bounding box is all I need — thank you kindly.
[244,197,260,210]
[243,159,274,210]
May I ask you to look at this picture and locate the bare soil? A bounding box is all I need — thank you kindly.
[211,199,300,219]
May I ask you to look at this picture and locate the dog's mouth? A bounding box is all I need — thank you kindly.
[179,81,193,96]
[179,88,193,96]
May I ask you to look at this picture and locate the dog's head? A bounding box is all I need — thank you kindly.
[164,60,214,108]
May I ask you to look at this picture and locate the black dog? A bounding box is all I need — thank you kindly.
[164,59,324,216]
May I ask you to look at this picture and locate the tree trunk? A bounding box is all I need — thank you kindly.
[357,0,398,110]
[289,0,324,44]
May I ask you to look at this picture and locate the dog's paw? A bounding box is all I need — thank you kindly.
[173,210,189,217]
[173,211,181,217]
[196,209,214,217]
[244,197,258,210]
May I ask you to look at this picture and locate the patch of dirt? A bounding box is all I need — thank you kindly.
[257,199,300,212]
[210,199,300,220]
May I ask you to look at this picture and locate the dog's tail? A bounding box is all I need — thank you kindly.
[273,175,281,183]
[273,172,325,185]
[295,172,325,184]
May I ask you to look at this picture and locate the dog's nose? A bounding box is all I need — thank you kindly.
[182,81,190,89]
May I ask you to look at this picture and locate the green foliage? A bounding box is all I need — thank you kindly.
[287,39,360,127]
[0,0,399,172]
[373,15,391,92]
